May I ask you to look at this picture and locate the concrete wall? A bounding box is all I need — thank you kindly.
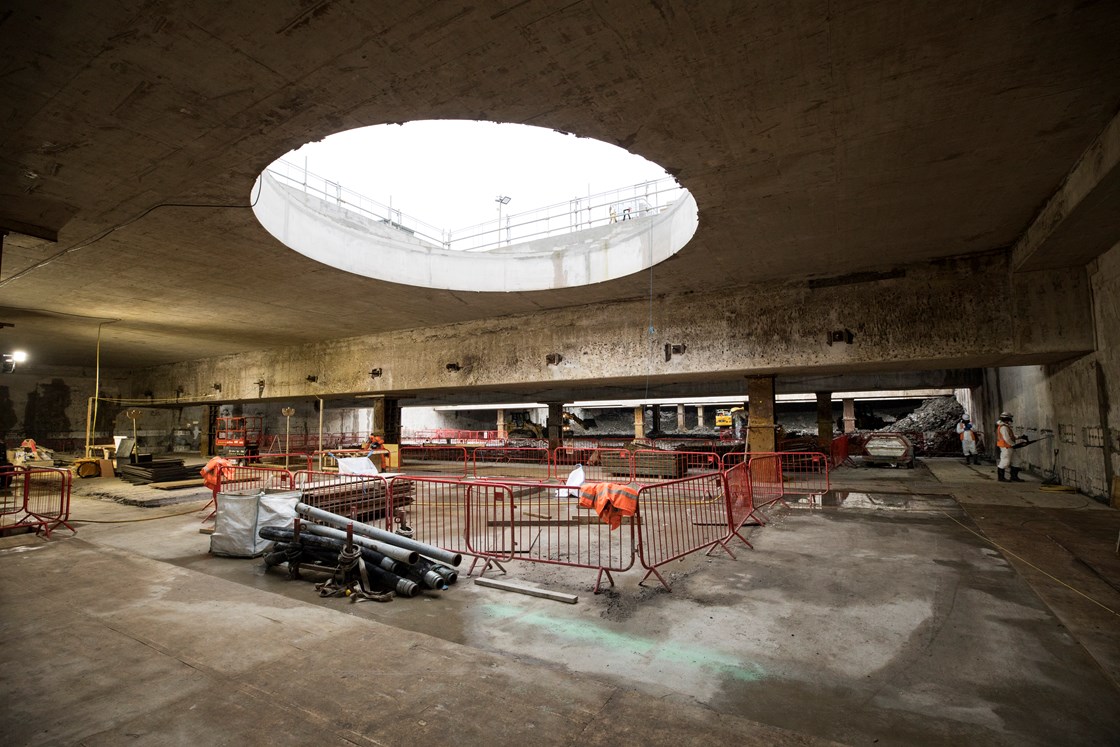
[126,251,1091,405]
[990,239,1120,500]
[0,365,129,449]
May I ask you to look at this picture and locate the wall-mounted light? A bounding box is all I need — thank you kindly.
[306,375,318,383]
[2,350,28,373]
[175,385,184,398]
[369,368,382,378]
[255,379,266,397]
[664,343,687,362]
[446,362,461,372]
[545,353,563,365]
[212,383,222,393]
[826,329,855,346]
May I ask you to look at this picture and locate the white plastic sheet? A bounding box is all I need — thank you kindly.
[337,456,379,475]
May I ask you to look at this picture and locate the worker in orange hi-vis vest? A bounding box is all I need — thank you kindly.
[957,415,979,465]
[994,411,1026,482]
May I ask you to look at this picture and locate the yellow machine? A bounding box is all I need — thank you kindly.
[503,410,597,439]
[716,406,745,430]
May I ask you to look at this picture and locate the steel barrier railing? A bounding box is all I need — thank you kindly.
[294,470,393,526]
[635,472,732,590]
[475,478,637,592]
[552,446,635,482]
[776,452,831,496]
[398,445,470,475]
[0,466,74,538]
[746,454,785,523]
[633,449,722,482]
[196,449,834,592]
[389,476,513,573]
[471,446,551,480]
[724,462,755,549]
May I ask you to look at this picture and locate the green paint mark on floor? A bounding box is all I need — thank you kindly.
[483,603,765,682]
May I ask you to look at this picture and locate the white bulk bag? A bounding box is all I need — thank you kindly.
[209,488,300,557]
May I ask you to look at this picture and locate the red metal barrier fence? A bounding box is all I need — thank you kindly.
[197,446,834,591]
[478,478,637,592]
[391,476,513,572]
[830,435,851,467]
[0,466,74,538]
[471,446,550,480]
[778,452,831,495]
[747,453,785,521]
[633,449,722,482]
[724,462,755,550]
[217,464,295,495]
[294,470,393,525]
[636,472,734,590]
[398,445,469,475]
[552,446,634,483]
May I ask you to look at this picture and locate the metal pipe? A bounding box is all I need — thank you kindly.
[301,522,417,564]
[274,542,420,597]
[260,527,399,573]
[296,502,462,567]
[415,557,458,585]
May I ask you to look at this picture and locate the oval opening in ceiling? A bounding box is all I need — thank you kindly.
[252,120,697,292]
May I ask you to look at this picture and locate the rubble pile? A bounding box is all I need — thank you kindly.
[877,396,965,455]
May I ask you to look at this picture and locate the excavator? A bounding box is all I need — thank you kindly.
[503,410,597,439]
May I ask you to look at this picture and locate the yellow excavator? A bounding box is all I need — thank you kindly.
[715,406,746,432]
[503,410,597,439]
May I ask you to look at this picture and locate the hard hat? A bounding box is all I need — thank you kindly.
[962,414,970,421]
[999,411,1013,420]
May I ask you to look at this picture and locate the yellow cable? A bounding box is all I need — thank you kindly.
[941,510,1119,618]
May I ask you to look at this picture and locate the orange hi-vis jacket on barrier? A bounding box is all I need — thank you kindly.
[578,482,639,530]
[200,456,234,492]
[996,423,1015,449]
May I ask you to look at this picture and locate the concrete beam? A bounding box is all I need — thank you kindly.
[1013,109,1120,271]
[127,253,1088,406]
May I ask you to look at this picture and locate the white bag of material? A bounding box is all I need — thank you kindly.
[337,456,379,475]
[558,464,584,498]
[209,489,300,557]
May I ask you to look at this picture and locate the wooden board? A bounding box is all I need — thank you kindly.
[149,478,206,489]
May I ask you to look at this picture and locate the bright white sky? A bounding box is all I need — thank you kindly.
[283,120,671,232]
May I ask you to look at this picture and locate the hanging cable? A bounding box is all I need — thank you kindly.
[0,179,263,289]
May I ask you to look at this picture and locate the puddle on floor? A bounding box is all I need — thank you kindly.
[785,491,960,513]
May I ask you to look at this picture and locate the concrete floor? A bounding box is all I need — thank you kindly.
[2,458,1119,745]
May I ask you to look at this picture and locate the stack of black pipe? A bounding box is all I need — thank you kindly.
[258,508,459,600]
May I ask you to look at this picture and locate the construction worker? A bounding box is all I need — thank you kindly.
[957,415,979,465]
[995,411,1026,482]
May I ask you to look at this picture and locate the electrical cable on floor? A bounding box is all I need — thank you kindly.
[939,510,1119,618]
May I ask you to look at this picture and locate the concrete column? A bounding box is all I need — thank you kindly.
[546,401,564,449]
[842,398,856,434]
[496,408,506,439]
[696,405,705,428]
[816,391,833,451]
[373,397,401,444]
[677,403,686,432]
[747,376,776,453]
[633,406,644,439]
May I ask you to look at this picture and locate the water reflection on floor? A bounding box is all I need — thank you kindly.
[785,491,960,513]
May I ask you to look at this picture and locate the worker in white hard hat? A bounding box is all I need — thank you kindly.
[995,411,1026,482]
[957,414,979,465]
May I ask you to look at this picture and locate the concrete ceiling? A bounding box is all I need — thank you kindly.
[2,1,1119,369]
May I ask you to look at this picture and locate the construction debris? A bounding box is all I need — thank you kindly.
[474,577,578,604]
